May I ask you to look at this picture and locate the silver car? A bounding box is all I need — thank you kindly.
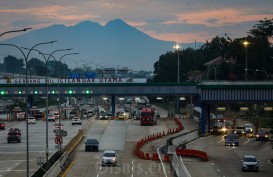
[241,155,259,172]
[101,150,117,166]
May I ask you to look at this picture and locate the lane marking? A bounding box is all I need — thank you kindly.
[157,145,168,177]
[179,155,192,177]
[0,159,36,162]
[0,169,36,172]
[61,160,75,177]
[0,151,56,154]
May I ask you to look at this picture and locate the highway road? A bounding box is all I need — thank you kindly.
[183,127,273,176]
[65,117,178,177]
[0,118,88,177]
[65,114,273,177]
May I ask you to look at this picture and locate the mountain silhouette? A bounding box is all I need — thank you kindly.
[0,19,200,71]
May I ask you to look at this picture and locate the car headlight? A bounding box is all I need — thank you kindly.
[112,157,117,161]
[265,135,268,137]
[234,131,237,133]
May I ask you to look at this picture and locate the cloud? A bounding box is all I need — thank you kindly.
[164,8,273,27]
[127,21,147,27]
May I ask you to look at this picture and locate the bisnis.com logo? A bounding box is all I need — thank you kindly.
[95,161,174,175]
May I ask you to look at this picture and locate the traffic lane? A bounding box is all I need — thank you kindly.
[185,135,273,177]
[180,118,198,131]
[66,119,176,177]
[0,119,88,177]
[65,119,111,177]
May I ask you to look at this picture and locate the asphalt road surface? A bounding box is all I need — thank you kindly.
[0,118,88,177]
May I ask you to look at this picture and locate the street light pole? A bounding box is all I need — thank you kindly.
[0,41,56,177]
[243,41,249,81]
[0,28,32,37]
[49,53,79,151]
[174,44,180,82]
[174,44,180,114]
[22,48,73,161]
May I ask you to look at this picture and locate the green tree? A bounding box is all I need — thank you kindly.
[2,55,24,73]
[28,58,46,75]
[248,18,273,75]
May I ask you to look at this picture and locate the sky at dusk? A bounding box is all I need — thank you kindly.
[1,0,273,43]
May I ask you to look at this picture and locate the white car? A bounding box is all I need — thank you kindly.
[101,150,117,166]
[47,114,55,122]
[53,122,64,132]
[241,155,259,172]
[28,117,36,124]
[71,117,82,125]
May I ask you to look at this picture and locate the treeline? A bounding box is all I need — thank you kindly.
[152,18,273,82]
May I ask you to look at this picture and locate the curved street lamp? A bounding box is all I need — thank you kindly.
[21,47,73,161]
[0,28,32,37]
[0,41,57,177]
[46,52,79,151]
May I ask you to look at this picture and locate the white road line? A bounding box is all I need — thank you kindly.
[0,168,37,172]
[243,138,250,144]
[0,159,36,162]
[217,169,221,173]
[0,151,55,154]
[157,145,168,177]
[96,174,99,177]
[179,156,192,177]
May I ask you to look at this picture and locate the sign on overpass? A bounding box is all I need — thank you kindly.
[0,78,147,84]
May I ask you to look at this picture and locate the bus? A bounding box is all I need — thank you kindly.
[193,107,216,124]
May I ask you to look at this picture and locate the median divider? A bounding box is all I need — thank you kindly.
[176,148,208,161]
[32,129,84,177]
[63,129,84,155]
[134,118,183,161]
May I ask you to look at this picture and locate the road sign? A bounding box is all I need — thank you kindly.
[55,144,63,149]
[55,130,68,137]
[37,157,45,166]
[69,73,81,79]
[54,136,63,145]
[85,72,96,78]
[13,106,22,112]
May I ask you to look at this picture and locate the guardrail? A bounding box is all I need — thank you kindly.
[31,129,84,177]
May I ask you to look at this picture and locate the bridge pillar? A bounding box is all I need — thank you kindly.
[201,104,206,135]
[111,95,115,116]
[28,95,34,115]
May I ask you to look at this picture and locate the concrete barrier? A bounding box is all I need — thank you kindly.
[42,152,69,177]
[171,130,199,147]
[31,129,84,177]
[171,154,191,177]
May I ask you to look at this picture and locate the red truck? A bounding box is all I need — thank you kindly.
[140,108,157,126]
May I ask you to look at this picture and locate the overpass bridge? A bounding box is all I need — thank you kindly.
[0,78,273,134]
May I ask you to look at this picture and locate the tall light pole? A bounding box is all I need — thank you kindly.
[243,41,249,81]
[174,44,180,114]
[0,28,32,37]
[49,53,79,151]
[22,48,73,161]
[174,44,180,83]
[0,41,56,177]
